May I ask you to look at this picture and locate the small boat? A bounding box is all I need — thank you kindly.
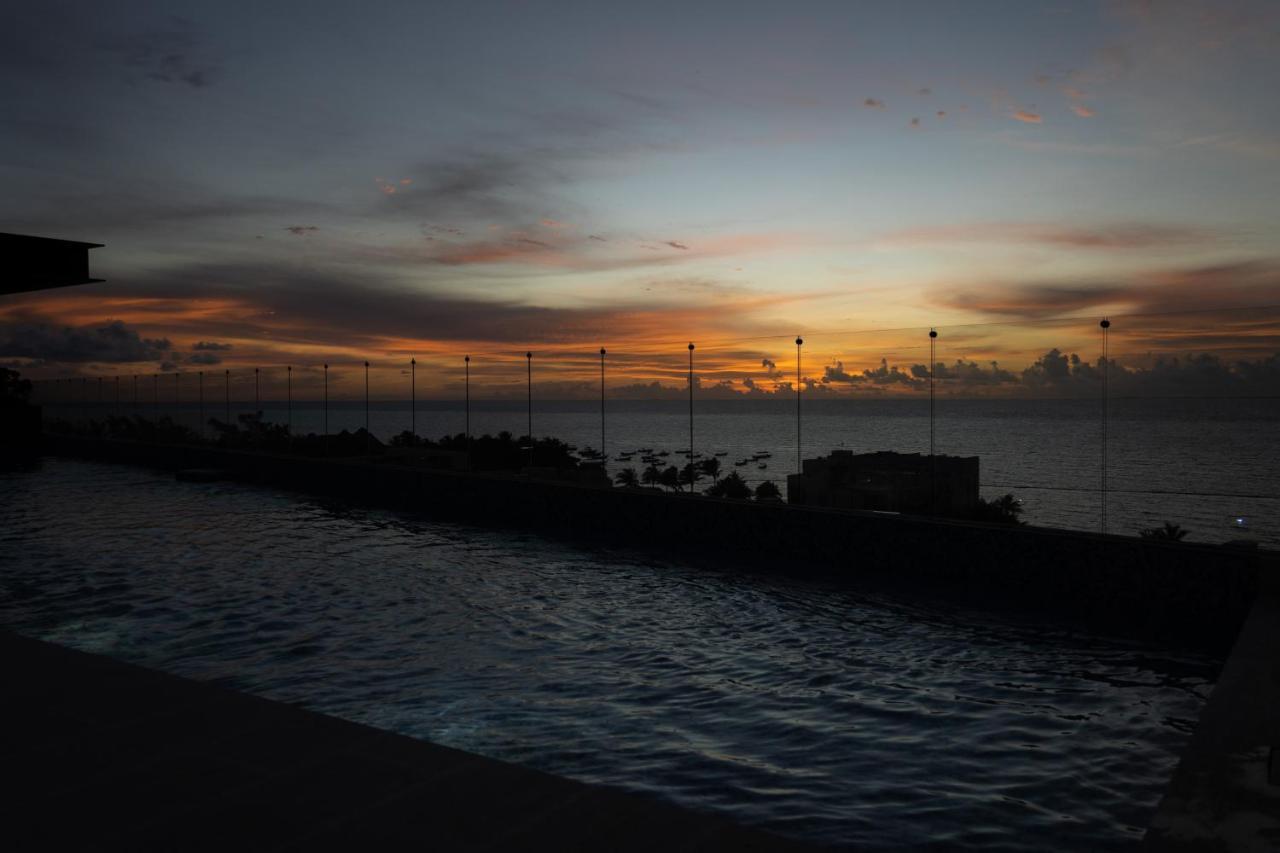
[756,452,772,459]
[734,461,747,467]
[657,451,669,457]
[757,463,768,470]
[714,451,728,457]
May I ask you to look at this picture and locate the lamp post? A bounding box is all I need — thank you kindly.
[929,328,937,515]
[687,342,695,494]
[364,360,370,456]
[1100,318,1111,534]
[286,365,292,436]
[526,351,533,467]
[198,371,204,438]
[464,355,471,469]
[599,347,606,461]
[410,357,416,439]
[254,367,260,410]
[224,369,230,424]
[795,336,803,476]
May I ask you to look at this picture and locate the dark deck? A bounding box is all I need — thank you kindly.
[0,629,812,851]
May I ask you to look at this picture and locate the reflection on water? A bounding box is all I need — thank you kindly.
[0,458,1218,850]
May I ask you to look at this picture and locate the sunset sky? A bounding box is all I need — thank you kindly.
[3,0,1278,397]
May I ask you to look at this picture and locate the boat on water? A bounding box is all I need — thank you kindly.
[714,451,728,457]
[758,463,768,470]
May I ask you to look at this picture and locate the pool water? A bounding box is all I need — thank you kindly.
[0,457,1218,849]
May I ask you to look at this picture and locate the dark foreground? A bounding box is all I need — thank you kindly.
[0,629,810,851]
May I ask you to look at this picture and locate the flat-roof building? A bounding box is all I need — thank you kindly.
[786,450,979,516]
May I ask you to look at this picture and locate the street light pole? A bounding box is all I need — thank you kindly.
[599,347,606,461]
[1100,318,1111,534]
[929,328,937,515]
[795,336,803,476]
[687,342,695,494]
[526,351,533,467]
[464,355,471,469]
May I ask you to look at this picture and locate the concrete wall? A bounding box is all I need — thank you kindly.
[45,434,1271,652]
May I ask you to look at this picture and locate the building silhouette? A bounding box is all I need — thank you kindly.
[787,450,979,515]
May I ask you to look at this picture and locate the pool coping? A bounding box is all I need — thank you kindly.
[0,628,816,851]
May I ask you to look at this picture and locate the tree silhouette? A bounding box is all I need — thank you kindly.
[614,467,639,488]
[754,480,782,502]
[642,463,662,488]
[705,470,751,500]
[699,457,721,483]
[971,493,1025,525]
[659,465,680,492]
[1,368,33,407]
[1140,521,1189,541]
[679,462,701,489]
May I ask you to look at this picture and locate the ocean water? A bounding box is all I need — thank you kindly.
[0,458,1220,850]
[47,396,1280,547]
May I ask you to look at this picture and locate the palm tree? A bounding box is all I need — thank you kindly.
[679,462,700,490]
[1140,522,1188,541]
[614,467,639,488]
[754,480,782,502]
[642,463,662,488]
[659,465,681,492]
[706,470,751,500]
[699,457,721,483]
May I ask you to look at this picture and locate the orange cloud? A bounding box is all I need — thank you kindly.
[1012,110,1043,124]
[1071,104,1095,118]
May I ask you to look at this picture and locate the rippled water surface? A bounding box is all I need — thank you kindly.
[0,458,1219,849]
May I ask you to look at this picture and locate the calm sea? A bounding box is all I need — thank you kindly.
[65,396,1280,548]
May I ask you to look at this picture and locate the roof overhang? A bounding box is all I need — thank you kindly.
[1,232,104,296]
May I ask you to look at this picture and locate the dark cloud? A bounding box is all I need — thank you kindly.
[664,240,689,250]
[863,98,886,109]
[909,359,1017,385]
[918,88,932,96]
[185,352,222,365]
[193,341,232,351]
[0,319,172,364]
[78,260,743,349]
[103,20,221,88]
[935,260,1280,319]
[285,226,319,235]
[835,358,921,386]
[820,348,1280,398]
[380,150,570,224]
[910,117,920,128]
